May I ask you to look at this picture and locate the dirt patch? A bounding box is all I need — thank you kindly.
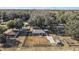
[1,35,79,51]
[23,36,50,47]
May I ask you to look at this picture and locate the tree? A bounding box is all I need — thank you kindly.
[2,12,10,22]
[0,25,7,34]
[28,11,57,33]
[65,16,79,36]
[14,18,24,29]
[0,34,6,43]
[59,11,79,37]
[0,25,7,43]
[7,20,15,28]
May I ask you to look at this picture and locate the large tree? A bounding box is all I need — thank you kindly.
[0,25,7,34]
[7,20,16,28]
[14,18,24,29]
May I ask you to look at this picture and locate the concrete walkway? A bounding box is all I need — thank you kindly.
[46,36,56,45]
[18,36,26,47]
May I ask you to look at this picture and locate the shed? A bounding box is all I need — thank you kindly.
[56,24,65,35]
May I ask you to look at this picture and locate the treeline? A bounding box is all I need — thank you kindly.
[0,10,31,21]
[28,10,79,37]
[0,10,79,37]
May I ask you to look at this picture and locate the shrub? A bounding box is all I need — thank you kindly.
[7,20,15,28]
[14,18,24,29]
[0,34,6,43]
[0,25,7,34]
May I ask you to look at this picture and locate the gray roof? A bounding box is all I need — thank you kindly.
[32,29,45,34]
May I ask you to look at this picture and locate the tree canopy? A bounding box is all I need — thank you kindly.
[0,10,79,37]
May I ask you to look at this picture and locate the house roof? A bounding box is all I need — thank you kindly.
[4,29,16,36]
[32,29,45,34]
[43,29,49,31]
[33,26,40,29]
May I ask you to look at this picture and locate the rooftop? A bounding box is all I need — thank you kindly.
[4,29,18,36]
[32,29,45,34]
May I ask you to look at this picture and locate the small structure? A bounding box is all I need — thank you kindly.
[56,24,65,35]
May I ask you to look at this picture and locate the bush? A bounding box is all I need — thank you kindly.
[0,34,6,43]
[14,18,24,29]
[7,20,15,28]
[0,25,7,34]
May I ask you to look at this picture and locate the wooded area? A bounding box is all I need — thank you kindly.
[0,10,79,37]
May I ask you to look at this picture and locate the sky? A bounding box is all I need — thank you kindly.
[0,7,79,10]
[0,0,79,7]
[0,0,78,10]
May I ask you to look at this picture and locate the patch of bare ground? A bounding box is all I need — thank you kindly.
[1,34,79,51]
[23,36,51,47]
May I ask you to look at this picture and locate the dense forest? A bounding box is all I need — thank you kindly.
[0,10,79,37]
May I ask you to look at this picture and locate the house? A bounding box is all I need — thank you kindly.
[32,29,46,36]
[4,29,19,38]
[3,29,20,47]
